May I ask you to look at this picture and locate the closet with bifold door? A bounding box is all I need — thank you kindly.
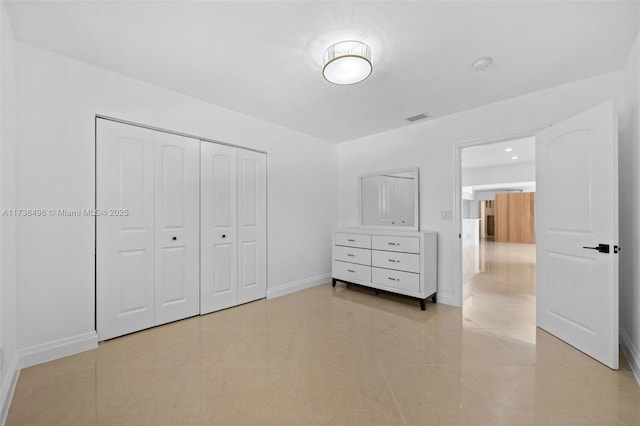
[200,143,266,314]
[96,118,266,341]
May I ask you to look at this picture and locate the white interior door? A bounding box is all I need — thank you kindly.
[200,142,238,314]
[97,120,155,340]
[237,150,267,305]
[154,131,200,325]
[536,101,619,369]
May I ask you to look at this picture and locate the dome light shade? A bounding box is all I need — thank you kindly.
[322,41,372,85]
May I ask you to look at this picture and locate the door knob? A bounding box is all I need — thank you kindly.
[582,243,609,253]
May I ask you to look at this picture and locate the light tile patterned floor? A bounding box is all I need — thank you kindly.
[7,241,640,425]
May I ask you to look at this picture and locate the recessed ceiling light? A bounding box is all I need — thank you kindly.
[505,148,513,152]
[323,41,372,85]
[472,57,494,72]
[511,156,519,160]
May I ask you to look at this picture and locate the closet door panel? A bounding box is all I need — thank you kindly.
[97,120,155,341]
[154,132,200,325]
[201,142,238,314]
[237,150,267,304]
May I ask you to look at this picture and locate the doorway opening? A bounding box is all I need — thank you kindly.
[453,102,619,369]
[459,136,537,333]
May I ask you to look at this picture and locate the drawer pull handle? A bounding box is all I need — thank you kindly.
[347,269,355,273]
[388,259,399,263]
[388,277,399,281]
[347,239,356,242]
[347,253,355,257]
[388,242,399,246]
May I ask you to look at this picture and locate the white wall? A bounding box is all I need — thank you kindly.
[462,161,535,187]
[619,31,640,381]
[462,200,479,219]
[15,43,337,362]
[0,0,19,420]
[337,71,623,306]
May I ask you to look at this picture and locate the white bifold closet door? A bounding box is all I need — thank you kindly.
[97,119,199,340]
[200,143,238,313]
[237,149,267,305]
[153,131,200,325]
[200,142,266,314]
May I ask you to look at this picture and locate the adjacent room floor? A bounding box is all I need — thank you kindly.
[7,242,640,425]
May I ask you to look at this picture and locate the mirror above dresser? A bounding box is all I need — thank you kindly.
[360,167,419,230]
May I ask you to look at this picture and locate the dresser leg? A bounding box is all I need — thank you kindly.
[432,293,437,304]
[332,278,337,287]
[420,300,426,311]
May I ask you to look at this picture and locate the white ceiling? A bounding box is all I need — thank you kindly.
[462,136,535,169]
[6,1,639,142]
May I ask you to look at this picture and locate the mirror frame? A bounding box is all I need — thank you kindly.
[359,167,420,231]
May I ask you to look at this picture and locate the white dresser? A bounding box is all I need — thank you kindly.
[332,228,437,310]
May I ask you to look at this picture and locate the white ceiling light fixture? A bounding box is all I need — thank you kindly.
[505,148,513,152]
[511,156,519,160]
[323,40,372,85]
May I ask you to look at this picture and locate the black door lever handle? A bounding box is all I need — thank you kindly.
[582,243,610,253]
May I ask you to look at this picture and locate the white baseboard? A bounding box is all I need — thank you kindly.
[19,331,98,369]
[267,273,331,299]
[435,293,458,307]
[620,329,640,387]
[1,353,20,426]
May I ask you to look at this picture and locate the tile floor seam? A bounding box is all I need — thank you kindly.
[383,376,408,426]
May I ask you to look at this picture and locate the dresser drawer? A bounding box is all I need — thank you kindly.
[333,261,371,283]
[334,246,371,266]
[372,267,420,293]
[372,250,419,273]
[372,235,419,253]
[335,233,372,249]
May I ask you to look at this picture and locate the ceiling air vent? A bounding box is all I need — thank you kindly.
[406,113,430,122]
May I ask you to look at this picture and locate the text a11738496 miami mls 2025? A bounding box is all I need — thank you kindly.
[0,208,130,217]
